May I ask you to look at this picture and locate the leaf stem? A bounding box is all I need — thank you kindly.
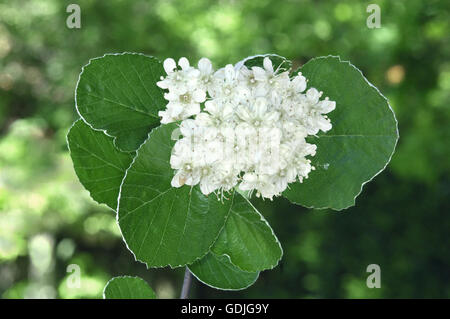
[180,267,193,299]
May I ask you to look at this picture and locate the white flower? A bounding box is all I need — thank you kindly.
[195,100,234,129]
[240,173,278,199]
[197,57,214,91]
[157,57,206,123]
[156,56,336,199]
[235,96,279,127]
[209,64,245,103]
[157,57,199,94]
[252,57,277,82]
[290,73,307,93]
[251,58,291,98]
[158,90,206,124]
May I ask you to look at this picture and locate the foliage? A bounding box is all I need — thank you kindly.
[284,56,398,210]
[103,276,156,299]
[67,51,396,291]
[0,0,448,298]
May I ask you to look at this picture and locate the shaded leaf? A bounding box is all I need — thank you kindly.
[236,54,292,73]
[189,253,259,290]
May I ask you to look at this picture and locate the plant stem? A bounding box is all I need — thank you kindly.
[180,267,192,299]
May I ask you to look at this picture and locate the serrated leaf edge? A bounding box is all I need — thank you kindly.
[188,253,260,291]
[102,275,156,299]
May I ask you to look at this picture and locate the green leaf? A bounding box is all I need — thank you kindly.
[237,54,292,73]
[211,194,282,272]
[283,56,399,210]
[188,253,259,290]
[103,276,156,299]
[117,123,231,268]
[76,53,166,152]
[67,119,135,210]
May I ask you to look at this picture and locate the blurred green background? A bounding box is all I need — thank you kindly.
[0,0,449,298]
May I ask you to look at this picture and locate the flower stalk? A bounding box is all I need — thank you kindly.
[180,267,193,299]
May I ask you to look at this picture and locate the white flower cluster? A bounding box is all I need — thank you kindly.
[157,56,335,199]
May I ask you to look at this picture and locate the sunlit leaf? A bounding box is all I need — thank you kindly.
[283,56,399,210]
[117,124,231,268]
[103,276,156,299]
[67,119,134,209]
[76,53,166,152]
[211,194,283,272]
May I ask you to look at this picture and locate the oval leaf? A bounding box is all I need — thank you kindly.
[76,53,166,152]
[283,56,399,210]
[118,124,231,268]
[103,276,156,299]
[188,253,259,290]
[212,193,283,272]
[67,119,134,209]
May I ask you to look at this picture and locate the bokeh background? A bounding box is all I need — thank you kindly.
[0,0,449,298]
